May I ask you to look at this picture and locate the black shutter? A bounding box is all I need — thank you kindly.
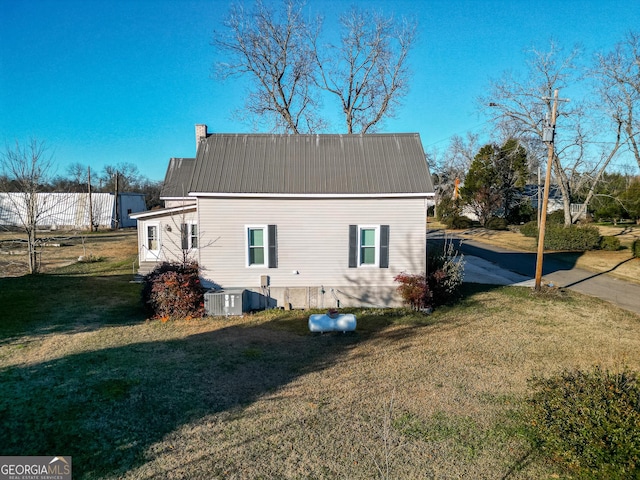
[380,225,390,268]
[180,223,188,250]
[348,225,357,268]
[268,224,277,268]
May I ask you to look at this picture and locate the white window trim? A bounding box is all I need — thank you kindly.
[187,221,198,250]
[358,225,380,267]
[245,224,269,268]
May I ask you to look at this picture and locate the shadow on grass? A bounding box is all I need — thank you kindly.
[0,317,400,478]
[0,274,145,343]
[0,280,437,479]
[0,272,531,479]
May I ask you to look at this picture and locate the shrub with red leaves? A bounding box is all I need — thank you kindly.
[142,262,205,319]
[394,241,464,310]
[394,272,431,310]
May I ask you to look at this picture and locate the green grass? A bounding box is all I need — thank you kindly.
[0,271,144,341]
[1,259,639,479]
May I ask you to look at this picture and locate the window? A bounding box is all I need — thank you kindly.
[181,222,198,250]
[147,225,159,251]
[349,225,389,268]
[360,228,377,265]
[190,224,198,249]
[246,225,277,268]
[248,227,265,265]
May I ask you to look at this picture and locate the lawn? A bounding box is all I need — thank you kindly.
[1,231,639,479]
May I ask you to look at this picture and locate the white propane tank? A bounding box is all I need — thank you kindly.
[308,311,356,333]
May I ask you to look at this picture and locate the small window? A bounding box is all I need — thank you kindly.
[248,227,265,265]
[181,222,198,250]
[147,225,159,251]
[246,225,277,268]
[359,226,379,266]
[349,225,389,269]
[190,223,198,249]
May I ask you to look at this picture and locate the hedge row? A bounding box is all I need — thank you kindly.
[519,222,602,251]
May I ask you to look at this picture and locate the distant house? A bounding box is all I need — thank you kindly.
[523,184,564,214]
[0,192,146,230]
[132,126,435,309]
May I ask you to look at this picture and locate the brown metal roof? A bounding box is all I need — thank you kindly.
[187,134,434,196]
[160,157,195,198]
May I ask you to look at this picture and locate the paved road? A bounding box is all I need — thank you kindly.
[428,231,640,316]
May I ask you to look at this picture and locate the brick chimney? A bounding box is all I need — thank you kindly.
[195,124,208,150]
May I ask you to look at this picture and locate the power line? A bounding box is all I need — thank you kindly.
[423,120,493,148]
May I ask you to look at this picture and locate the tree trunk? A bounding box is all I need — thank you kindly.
[27,229,38,274]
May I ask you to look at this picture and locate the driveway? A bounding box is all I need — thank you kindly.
[428,231,640,316]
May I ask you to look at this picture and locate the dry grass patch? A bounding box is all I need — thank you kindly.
[462,227,537,251]
[3,282,638,479]
[2,228,639,478]
[123,293,639,479]
[0,229,138,276]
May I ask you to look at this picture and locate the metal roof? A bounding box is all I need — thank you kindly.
[187,134,434,196]
[160,157,196,199]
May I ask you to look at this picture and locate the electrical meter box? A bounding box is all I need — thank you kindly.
[204,289,251,316]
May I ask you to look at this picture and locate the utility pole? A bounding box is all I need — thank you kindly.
[534,89,569,291]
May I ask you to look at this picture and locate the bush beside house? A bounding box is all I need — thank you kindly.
[395,241,464,310]
[142,262,205,320]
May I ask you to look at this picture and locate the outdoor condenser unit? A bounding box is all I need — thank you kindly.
[204,289,251,316]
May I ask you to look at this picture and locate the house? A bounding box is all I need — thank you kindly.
[132,126,435,309]
[0,192,146,230]
[523,184,564,214]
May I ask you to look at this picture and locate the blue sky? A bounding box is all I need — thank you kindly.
[1,0,638,181]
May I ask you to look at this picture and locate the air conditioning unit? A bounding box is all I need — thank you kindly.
[204,289,251,316]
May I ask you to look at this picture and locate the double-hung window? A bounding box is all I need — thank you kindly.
[359,226,379,266]
[349,225,389,268]
[181,222,198,250]
[246,225,277,268]
[189,223,198,249]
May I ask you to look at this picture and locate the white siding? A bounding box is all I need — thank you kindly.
[136,210,198,264]
[197,197,427,307]
[163,199,196,209]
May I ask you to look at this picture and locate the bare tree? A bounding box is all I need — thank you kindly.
[311,7,417,133]
[213,0,416,134]
[428,133,479,199]
[591,32,640,170]
[100,163,142,192]
[213,0,323,133]
[0,139,55,273]
[66,162,88,186]
[481,41,628,225]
